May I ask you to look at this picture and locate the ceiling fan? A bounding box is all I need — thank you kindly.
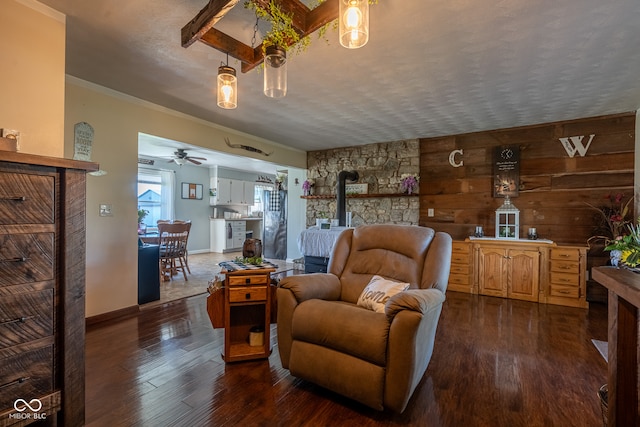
[167,148,207,166]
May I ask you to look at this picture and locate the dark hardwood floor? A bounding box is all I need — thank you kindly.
[85,291,608,426]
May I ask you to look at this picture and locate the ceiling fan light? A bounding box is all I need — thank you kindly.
[217,65,237,109]
[174,158,187,166]
[264,46,287,98]
[339,0,369,49]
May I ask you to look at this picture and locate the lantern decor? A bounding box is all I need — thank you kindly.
[339,0,370,49]
[264,45,287,98]
[217,53,237,110]
[495,196,520,239]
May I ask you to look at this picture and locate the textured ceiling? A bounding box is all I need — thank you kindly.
[38,0,640,154]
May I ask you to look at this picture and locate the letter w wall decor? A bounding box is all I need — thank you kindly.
[559,134,595,158]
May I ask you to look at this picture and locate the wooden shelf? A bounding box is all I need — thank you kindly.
[301,193,418,199]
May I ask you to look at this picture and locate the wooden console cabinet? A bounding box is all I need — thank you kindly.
[447,239,588,307]
[0,152,97,426]
[222,268,274,362]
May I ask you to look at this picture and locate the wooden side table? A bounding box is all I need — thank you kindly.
[222,267,275,362]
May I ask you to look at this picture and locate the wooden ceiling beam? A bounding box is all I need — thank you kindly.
[181,0,241,48]
[183,0,340,72]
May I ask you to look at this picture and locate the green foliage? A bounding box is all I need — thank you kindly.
[138,209,148,224]
[234,256,264,266]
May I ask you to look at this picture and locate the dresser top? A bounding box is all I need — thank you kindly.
[0,151,99,171]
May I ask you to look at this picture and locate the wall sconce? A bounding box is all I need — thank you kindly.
[264,46,287,98]
[339,0,369,49]
[217,55,237,109]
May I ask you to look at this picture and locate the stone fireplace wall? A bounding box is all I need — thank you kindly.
[304,140,419,227]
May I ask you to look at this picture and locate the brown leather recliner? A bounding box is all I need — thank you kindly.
[277,224,452,413]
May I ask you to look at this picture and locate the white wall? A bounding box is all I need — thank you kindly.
[0,0,65,156]
[286,168,307,261]
[63,78,307,317]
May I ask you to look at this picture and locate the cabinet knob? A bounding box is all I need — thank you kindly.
[245,293,251,299]
[245,278,251,284]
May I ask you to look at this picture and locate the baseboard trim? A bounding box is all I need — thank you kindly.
[86,305,140,328]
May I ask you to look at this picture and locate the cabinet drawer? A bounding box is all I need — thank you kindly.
[451,253,470,264]
[550,248,580,262]
[451,242,470,253]
[0,233,54,287]
[0,289,53,348]
[0,344,54,409]
[0,173,54,224]
[228,275,269,286]
[550,272,579,286]
[229,286,267,303]
[450,264,470,275]
[448,273,469,285]
[549,284,580,298]
[550,260,579,274]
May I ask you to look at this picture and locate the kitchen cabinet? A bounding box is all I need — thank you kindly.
[544,246,588,308]
[211,219,257,253]
[210,178,255,206]
[0,151,96,426]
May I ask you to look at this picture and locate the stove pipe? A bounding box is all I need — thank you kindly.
[336,170,359,226]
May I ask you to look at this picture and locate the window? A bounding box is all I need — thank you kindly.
[250,184,273,216]
[138,168,175,229]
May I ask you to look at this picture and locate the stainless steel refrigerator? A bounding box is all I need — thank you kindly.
[263,188,287,260]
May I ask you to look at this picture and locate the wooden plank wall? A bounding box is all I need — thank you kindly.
[419,113,635,244]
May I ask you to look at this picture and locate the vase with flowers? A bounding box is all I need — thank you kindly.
[302,179,314,196]
[400,174,419,195]
[587,193,634,266]
[604,220,640,270]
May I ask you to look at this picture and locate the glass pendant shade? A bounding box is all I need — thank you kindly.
[339,0,369,49]
[217,65,237,109]
[264,46,287,98]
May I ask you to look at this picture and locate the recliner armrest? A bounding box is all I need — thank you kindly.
[385,289,445,319]
[279,273,342,303]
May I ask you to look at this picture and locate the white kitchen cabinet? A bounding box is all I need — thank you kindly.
[210,219,247,253]
[210,178,255,206]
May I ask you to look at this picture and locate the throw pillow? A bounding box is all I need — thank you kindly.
[357,275,410,313]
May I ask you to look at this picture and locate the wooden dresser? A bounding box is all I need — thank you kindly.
[0,152,97,426]
[447,238,588,308]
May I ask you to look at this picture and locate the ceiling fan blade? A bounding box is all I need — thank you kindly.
[187,158,202,165]
[188,156,207,160]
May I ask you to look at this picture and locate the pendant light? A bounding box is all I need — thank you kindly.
[264,45,287,98]
[339,0,369,49]
[217,54,237,109]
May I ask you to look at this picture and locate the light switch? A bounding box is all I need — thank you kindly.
[428,208,434,217]
[99,204,113,217]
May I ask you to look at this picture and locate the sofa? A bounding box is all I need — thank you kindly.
[277,224,452,412]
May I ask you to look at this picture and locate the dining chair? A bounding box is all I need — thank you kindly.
[157,222,190,281]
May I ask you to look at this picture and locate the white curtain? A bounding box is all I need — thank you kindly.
[160,169,175,220]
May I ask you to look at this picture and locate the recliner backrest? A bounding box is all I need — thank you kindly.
[328,225,438,303]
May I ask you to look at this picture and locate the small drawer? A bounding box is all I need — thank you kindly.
[550,272,579,286]
[228,275,268,286]
[550,260,579,274]
[451,243,470,253]
[448,273,469,285]
[0,173,54,224]
[550,249,580,262]
[451,253,470,264]
[0,345,54,409]
[0,289,53,349]
[549,284,580,298]
[449,264,469,275]
[229,286,267,303]
[0,233,54,287]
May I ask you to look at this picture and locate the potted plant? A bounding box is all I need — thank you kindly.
[138,209,149,234]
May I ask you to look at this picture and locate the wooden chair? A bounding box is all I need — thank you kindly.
[158,222,190,281]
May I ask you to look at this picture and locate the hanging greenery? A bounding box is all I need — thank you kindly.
[244,0,379,58]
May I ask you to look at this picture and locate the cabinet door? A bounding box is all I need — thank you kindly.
[478,247,508,298]
[243,181,255,205]
[217,178,232,204]
[507,249,540,302]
